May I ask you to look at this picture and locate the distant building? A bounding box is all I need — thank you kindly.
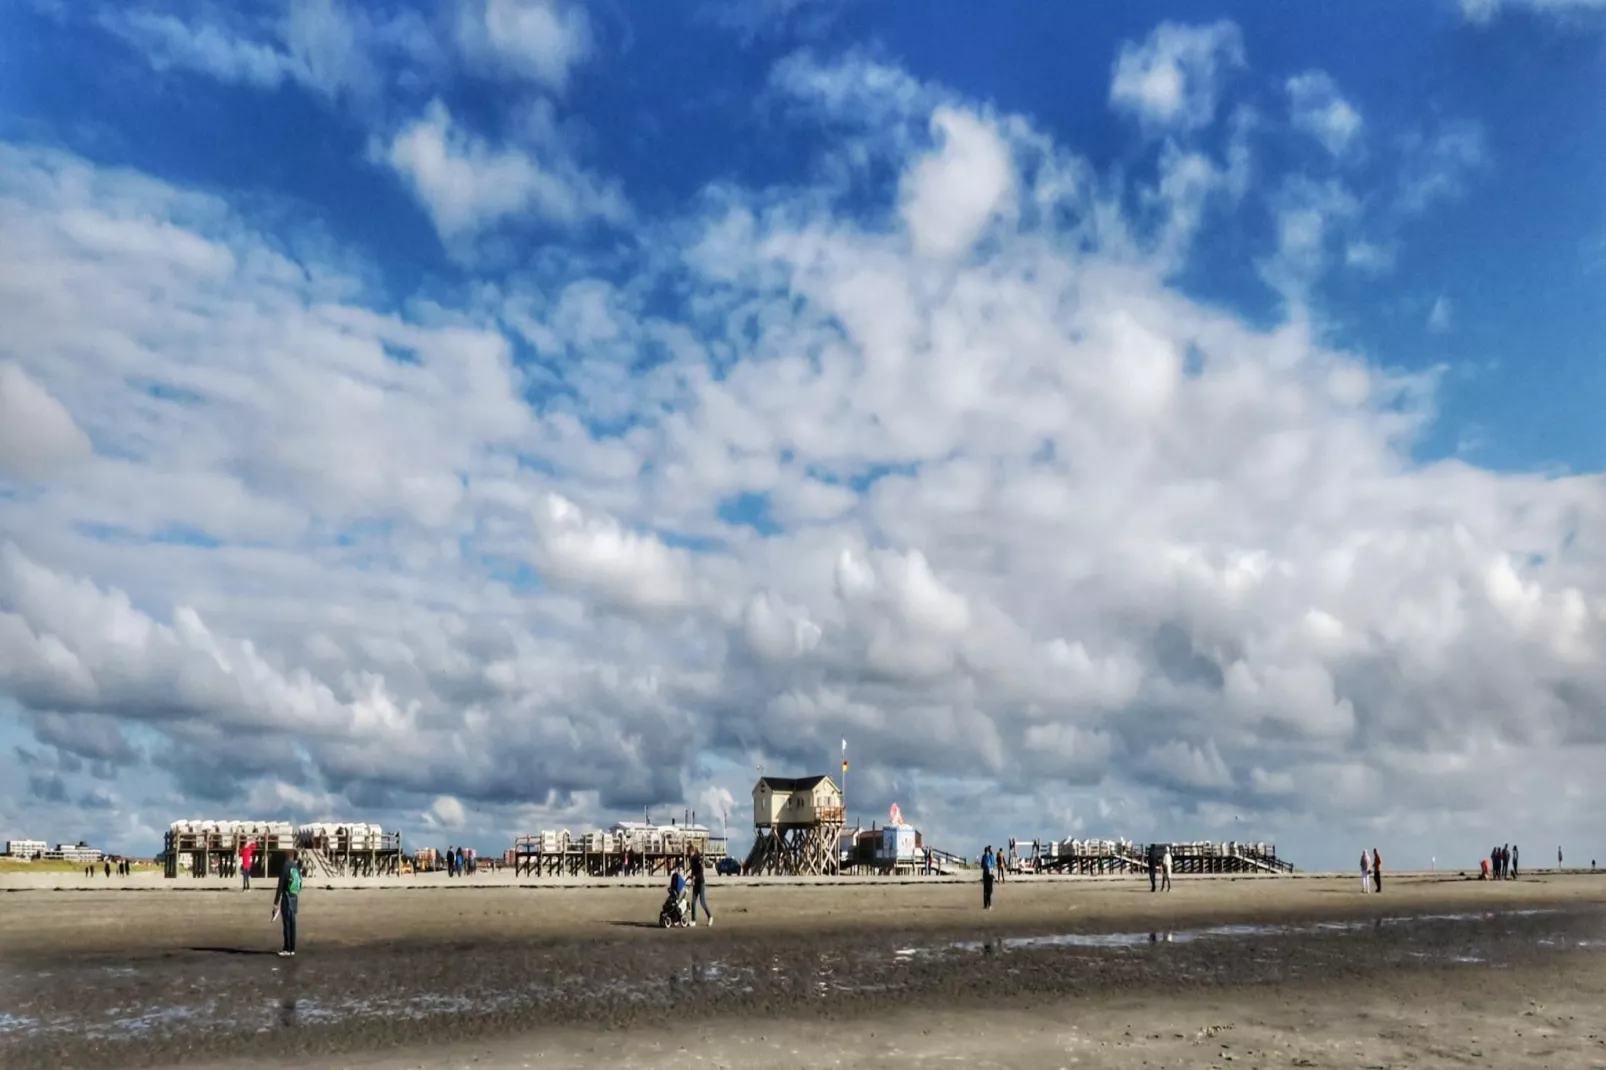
[5,839,46,859]
[48,843,104,863]
[751,775,844,829]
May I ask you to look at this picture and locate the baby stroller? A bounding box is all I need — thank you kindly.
[660,867,692,928]
[659,889,690,928]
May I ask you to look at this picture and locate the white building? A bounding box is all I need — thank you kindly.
[5,839,46,858]
[49,843,103,863]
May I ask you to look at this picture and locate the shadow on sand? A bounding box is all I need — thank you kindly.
[187,946,278,956]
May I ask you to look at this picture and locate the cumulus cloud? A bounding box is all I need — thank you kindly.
[383,100,628,240]
[4,30,1606,870]
[454,0,592,92]
[1109,21,1245,133]
[1286,71,1364,157]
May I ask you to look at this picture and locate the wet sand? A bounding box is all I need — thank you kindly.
[3,874,1604,1068]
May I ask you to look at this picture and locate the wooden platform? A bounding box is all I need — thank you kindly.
[1017,839,1294,876]
[161,830,403,880]
[511,835,728,878]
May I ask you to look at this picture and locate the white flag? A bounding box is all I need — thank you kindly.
[841,738,847,752]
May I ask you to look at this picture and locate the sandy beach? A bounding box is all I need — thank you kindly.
[3,873,1604,1068]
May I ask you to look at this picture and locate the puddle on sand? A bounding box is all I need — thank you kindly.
[906,908,1571,960]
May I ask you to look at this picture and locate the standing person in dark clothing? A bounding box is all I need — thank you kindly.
[980,846,995,910]
[1148,847,1159,893]
[688,849,713,926]
[272,849,304,957]
[1371,848,1383,893]
[1512,844,1519,879]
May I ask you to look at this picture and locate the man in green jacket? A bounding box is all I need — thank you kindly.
[272,849,304,957]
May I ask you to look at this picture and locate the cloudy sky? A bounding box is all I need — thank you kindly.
[2,0,1604,870]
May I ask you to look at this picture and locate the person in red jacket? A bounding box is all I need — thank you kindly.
[239,840,257,892]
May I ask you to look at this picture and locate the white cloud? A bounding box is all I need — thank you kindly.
[531,493,694,611]
[1462,0,1606,23]
[427,795,467,830]
[94,0,429,107]
[454,0,592,92]
[4,42,1606,870]
[1429,296,1453,333]
[1261,177,1362,297]
[900,107,1018,260]
[1345,240,1396,274]
[1399,121,1488,214]
[1109,21,1245,133]
[383,100,628,240]
[1286,71,1364,157]
[0,362,93,480]
[704,0,864,41]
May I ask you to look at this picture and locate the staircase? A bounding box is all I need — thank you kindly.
[925,847,973,875]
[300,848,337,879]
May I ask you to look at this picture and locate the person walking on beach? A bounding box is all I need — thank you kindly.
[1512,844,1519,879]
[1161,846,1173,892]
[272,849,304,957]
[1371,848,1383,893]
[981,845,996,910]
[1148,846,1159,893]
[1360,850,1371,892]
[688,849,713,926]
[240,840,257,891]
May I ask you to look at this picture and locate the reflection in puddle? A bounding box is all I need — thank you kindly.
[905,909,1567,959]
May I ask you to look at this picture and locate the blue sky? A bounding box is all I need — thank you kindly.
[0,0,1604,869]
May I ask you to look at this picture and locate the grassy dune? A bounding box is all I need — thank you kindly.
[0,859,152,874]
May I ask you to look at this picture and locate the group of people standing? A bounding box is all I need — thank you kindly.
[1485,843,1519,880]
[85,859,132,877]
[1359,848,1383,892]
[444,845,474,876]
